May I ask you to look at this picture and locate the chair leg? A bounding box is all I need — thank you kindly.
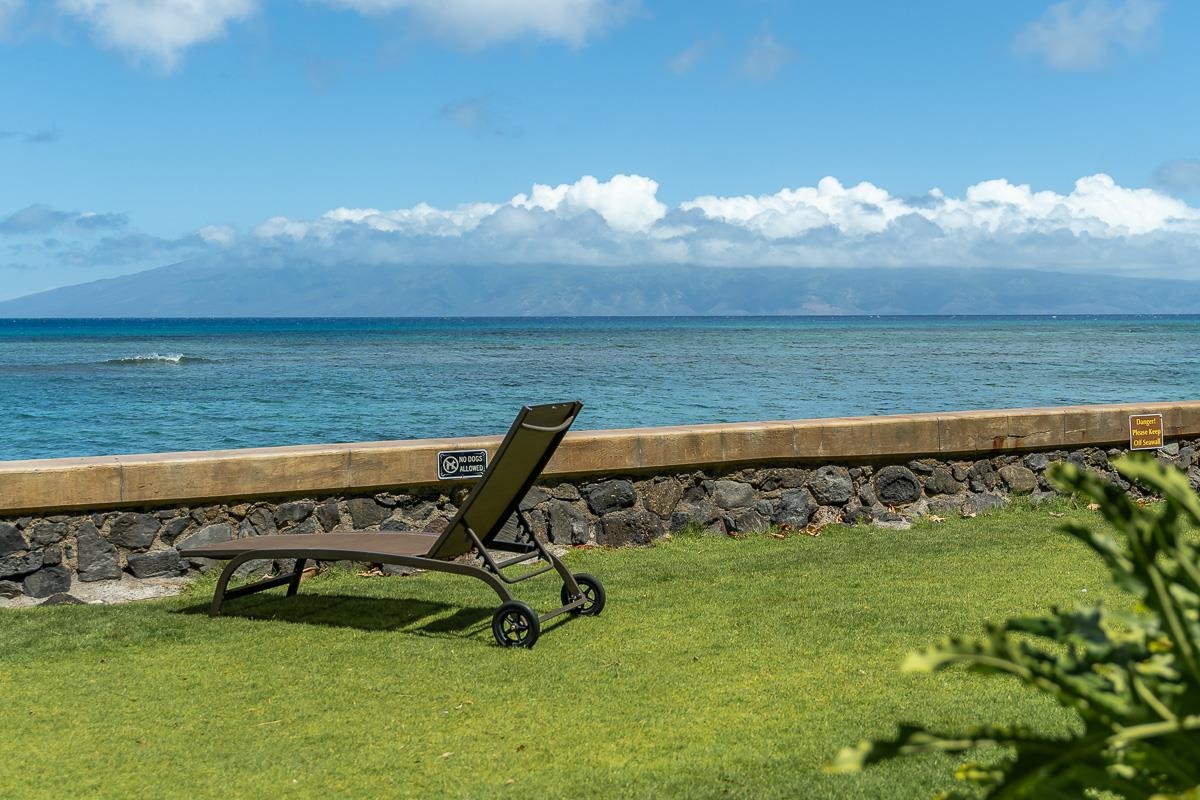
[210,554,307,616]
[210,553,252,617]
[287,558,307,596]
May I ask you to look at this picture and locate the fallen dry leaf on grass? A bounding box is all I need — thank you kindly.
[1087,503,1101,511]
[927,515,945,523]
[1049,511,1065,518]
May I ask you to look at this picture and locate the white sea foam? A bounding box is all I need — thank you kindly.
[103,353,212,365]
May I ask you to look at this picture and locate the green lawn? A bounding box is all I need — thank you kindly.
[0,500,1126,799]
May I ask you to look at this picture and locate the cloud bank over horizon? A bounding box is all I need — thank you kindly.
[6,172,1200,293]
[239,172,1200,277]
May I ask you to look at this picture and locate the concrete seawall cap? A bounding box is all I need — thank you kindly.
[1,401,1198,515]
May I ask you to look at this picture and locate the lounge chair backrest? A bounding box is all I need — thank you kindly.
[428,401,582,560]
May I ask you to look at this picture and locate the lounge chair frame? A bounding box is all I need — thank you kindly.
[207,511,587,621]
[183,401,602,647]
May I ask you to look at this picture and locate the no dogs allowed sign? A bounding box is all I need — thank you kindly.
[437,449,488,480]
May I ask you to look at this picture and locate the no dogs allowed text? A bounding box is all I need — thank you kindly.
[437,449,488,480]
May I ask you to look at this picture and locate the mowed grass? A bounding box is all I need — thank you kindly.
[0,500,1128,799]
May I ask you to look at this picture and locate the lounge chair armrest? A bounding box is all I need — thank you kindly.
[519,418,576,433]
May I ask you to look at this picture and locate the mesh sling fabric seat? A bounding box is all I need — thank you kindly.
[178,401,604,648]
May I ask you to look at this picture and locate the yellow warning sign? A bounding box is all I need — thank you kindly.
[1129,414,1164,450]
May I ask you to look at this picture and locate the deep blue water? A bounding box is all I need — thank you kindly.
[1,316,1197,460]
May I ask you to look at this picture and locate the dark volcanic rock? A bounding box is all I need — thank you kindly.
[712,480,755,510]
[519,488,550,512]
[346,498,390,528]
[158,517,192,544]
[245,507,278,537]
[546,501,591,545]
[182,523,233,548]
[808,466,853,505]
[40,593,85,606]
[108,513,160,549]
[924,467,963,496]
[635,478,683,519]
[287,517,319,535]
[998,465,1038,495]
[550,483,581,501]
[0,579,23,597]
[29,521,68,546]
[967,462,997,492]
[23,565,71,598]
[841,504,873,525]
[873,466,922,505]
[584,480,637,516]
[315,500,341,532]
[669,498,721,532]
[600,510,664,547]
[126,549,182,578]
[274,501,315,526]
[0,522,27,556]
[758,468,806,491]
[0,551,43,579]
[725,508,769,533]
[76,523,121,582]
[963,493,1008,516]
[771,489,816,527]
[1024,453,1052,471]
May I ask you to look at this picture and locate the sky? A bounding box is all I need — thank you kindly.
[2,0,1200,300]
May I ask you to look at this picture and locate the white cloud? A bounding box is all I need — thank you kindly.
[254,215,312,240]
[56,0,257,69]
[668,37,714,74]
[197,224,236,245]
[322,201,501,235]
[1014,0,1161,70]
[0,0,24,31]
[22,0,631,66]
[510,174,666,232]
[243,172,1200,279]
[738,32,794,81]
[684,174,1200,239]
[319,0,636,49]
[255,174,667,242]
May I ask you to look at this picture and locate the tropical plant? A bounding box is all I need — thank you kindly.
[829,454,1200,799]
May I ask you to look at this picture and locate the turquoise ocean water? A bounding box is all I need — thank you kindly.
[1,316,1197,461]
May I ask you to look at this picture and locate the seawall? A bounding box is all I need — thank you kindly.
[2,401,1198,601]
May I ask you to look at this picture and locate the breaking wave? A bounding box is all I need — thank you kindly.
[102,353,215,366]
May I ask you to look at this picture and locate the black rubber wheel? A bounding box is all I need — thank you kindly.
[492,601,540,648]
[561,572,606,616]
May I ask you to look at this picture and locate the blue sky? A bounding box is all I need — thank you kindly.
[2,0,1200,300]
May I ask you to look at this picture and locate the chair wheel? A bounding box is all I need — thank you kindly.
[492,600,540,648]
[561,572,606,616]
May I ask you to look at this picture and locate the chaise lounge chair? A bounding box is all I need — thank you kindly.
[179,401,604,648]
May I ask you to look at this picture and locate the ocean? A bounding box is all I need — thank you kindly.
[1,316,1196,461]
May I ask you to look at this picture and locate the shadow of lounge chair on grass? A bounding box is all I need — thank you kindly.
[179,401,605,648]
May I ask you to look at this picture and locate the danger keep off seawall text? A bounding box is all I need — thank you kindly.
[1129,414,1164,451]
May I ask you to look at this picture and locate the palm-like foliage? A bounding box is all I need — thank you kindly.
[829,454,1200,799]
